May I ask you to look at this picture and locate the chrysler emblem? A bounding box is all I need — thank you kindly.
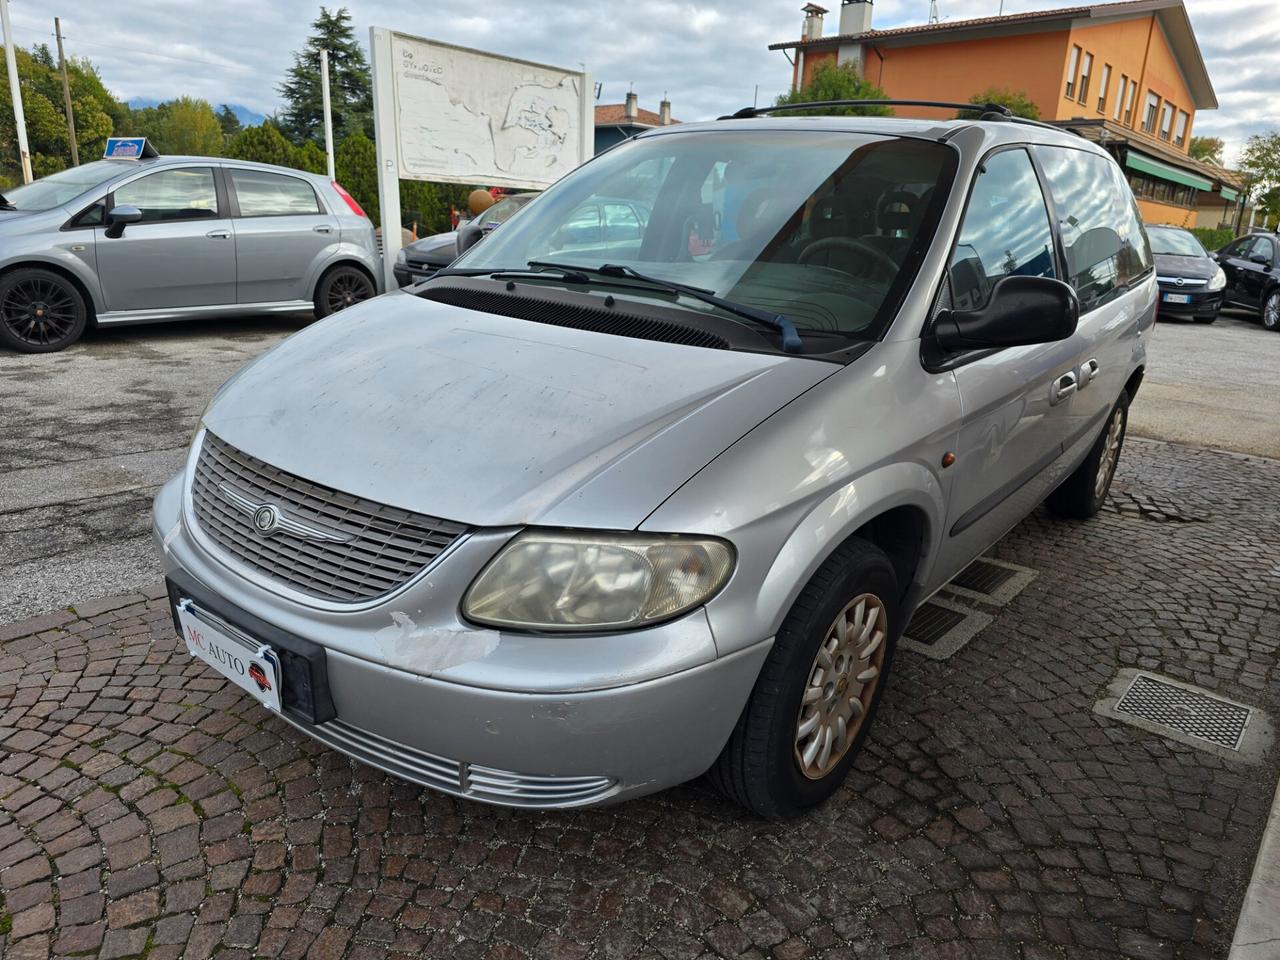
[216,483,352,543]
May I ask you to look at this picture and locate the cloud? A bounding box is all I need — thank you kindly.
[7,0,1275,163]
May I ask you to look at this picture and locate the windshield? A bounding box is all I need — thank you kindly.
[1147,227,1207,258]
[480,195,535,227]
[1,161,124,211]
[456,129,956,341]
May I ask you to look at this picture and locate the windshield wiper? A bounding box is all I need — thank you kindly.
[527,260,804,353]
[434,264,590,284]
[0,194,15,211]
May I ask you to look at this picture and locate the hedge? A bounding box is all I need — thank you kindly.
[1188,227,1238,252]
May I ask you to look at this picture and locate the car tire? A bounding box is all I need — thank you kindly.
[0,268,88,353]
[708,538,900,819]
[1046,390,1130,520]
[1262,290,1280,331]
[314,265,376,319]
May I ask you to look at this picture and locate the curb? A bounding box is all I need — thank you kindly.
[1230,775,1280,959]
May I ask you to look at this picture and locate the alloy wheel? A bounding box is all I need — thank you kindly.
[1095,407,1125,499]
[793,593,887,780]
[1,277,78,347]
[326,271,374,314]
[1264,293,1280,331]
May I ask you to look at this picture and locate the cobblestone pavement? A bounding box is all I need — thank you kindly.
[0,439,1276,960]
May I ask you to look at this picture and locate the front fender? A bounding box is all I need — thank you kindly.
[0,247,104,315]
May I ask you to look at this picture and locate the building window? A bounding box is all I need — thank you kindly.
[1078,52,1093,104]
[1114,76,1128,120]
[1142,91,1160,133]
[1128,171,1198,208]
[1124,81,1137,125]
[1175,110,1190,148]
[1159,102,1175,140]
[1098,63,1112,113]
[1065,45,1081,98]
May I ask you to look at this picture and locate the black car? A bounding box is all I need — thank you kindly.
[1147,225,1225,324]
[1216,232,1280,332]
[393,193,538,287]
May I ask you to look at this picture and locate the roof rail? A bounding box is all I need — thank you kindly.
[718,99,1014,120]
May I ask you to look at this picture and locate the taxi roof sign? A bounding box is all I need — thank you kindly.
[103,138,159,160]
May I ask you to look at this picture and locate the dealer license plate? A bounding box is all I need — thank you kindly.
[177,600,282,713]
[1163,293,1191,304]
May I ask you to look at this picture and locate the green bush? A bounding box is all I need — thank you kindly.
[1189,226,1238,252]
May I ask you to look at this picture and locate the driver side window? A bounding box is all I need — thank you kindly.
[951,150,1056,312]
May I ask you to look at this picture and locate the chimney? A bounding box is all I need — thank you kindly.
[839,0,873,35]
[624,90,638,121]
[659,96,672,125]
[802,3,828,41]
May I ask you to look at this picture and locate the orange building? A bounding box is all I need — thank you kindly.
[769,0,1244,227]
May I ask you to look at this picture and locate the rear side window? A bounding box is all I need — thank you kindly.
[950,149,1056,312]
[1035,147,1151,310]
[114,168,219,223]
[229,169,322,217]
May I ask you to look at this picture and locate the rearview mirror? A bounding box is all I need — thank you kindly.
[934,275,1079,352]
[104,205,142,239]
[456,220,484,257]
[1249,252,1272,266]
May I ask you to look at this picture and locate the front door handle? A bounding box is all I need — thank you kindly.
[206,229,231,239]
[1078,358,1100,388]
[313,224,334,234]
[1050,371,1078,406]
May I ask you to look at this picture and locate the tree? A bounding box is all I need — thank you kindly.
[1240,132,1280,195]
[217,104,243,140]
[293,139,327,174]
[153,98,224,156]
[1188,136,1224,165]
[958,88,1041,121]
[226,123,298,166]
[774,62,893,116]
[278,7,372,145]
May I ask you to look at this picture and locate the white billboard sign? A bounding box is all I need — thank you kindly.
[369,27,592,286]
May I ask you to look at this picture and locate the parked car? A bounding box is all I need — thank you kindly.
[1146,225,1224,323]
[0,155,379,352]
[393,193,538,287]
[154,108,1154,817]
[1216,232,1280,331]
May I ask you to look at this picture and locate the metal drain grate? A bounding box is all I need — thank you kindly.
[905,602,967,646]
[1115,675,1250,748]
[951,559,1018,595]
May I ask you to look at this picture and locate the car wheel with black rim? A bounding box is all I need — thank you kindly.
[0,267,88,353]
[1262,290,1280,331]
[314,265,375,319]
[709,538,899,819]
[1047,390,1130,519]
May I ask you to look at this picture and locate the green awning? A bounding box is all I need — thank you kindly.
[1125,150,1213,191]
[1221,188,1239,202]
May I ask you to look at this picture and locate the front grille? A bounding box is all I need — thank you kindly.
[300,718,617,808]
[191,432,468,603]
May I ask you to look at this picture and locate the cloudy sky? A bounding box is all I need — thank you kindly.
[6,0,1277,162]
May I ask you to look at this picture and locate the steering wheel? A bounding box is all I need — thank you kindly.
[798,237,898,280]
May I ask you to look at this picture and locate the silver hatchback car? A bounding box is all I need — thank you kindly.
[0,156,380,352]
[153,110,1155,817]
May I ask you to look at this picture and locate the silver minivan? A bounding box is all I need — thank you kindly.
[153,109,1155,817]
[0,156,380,352]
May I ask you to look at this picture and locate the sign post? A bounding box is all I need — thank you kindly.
[320,49,336,181]
[368,26,591,291]
[1,0,32,183]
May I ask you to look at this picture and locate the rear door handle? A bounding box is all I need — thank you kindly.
[206,229,231,239]
[313,224,334,234]
[1078,358,1100,388]
[1050,371,1078,405]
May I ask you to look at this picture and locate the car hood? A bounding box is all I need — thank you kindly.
[404,231,458,264]
[202,294,838,529]
[1154,252,1217,280]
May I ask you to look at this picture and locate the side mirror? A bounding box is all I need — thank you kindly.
[1249,253,1271,266]
[456,220,484,257]
[934,275,1079,352]
[104,205,142,239]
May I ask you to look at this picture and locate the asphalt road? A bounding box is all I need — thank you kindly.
[1,303,1277,623]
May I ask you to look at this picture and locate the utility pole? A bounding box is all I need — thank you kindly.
[928,2,941,25]
[320,48,335,179]
[54,17,77,166]
[1,0,33,183]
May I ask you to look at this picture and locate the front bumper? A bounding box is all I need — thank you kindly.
[392,262,442,288]
[152,472,771,807]
[1157,284,1222,317]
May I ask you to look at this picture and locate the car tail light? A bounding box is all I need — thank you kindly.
[332,182,367,218]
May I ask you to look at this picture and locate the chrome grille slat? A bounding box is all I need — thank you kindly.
[191,432,468,603]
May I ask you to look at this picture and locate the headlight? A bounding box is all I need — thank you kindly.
[395,247,407,265]
[463,530,735,631]
[1208,266,1227,292]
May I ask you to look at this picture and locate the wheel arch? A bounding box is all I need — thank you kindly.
[1124,365,1145,402]
[311,255,380,301]
[0,259,100,324]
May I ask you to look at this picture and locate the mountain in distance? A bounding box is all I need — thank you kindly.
[126,97,268,127]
